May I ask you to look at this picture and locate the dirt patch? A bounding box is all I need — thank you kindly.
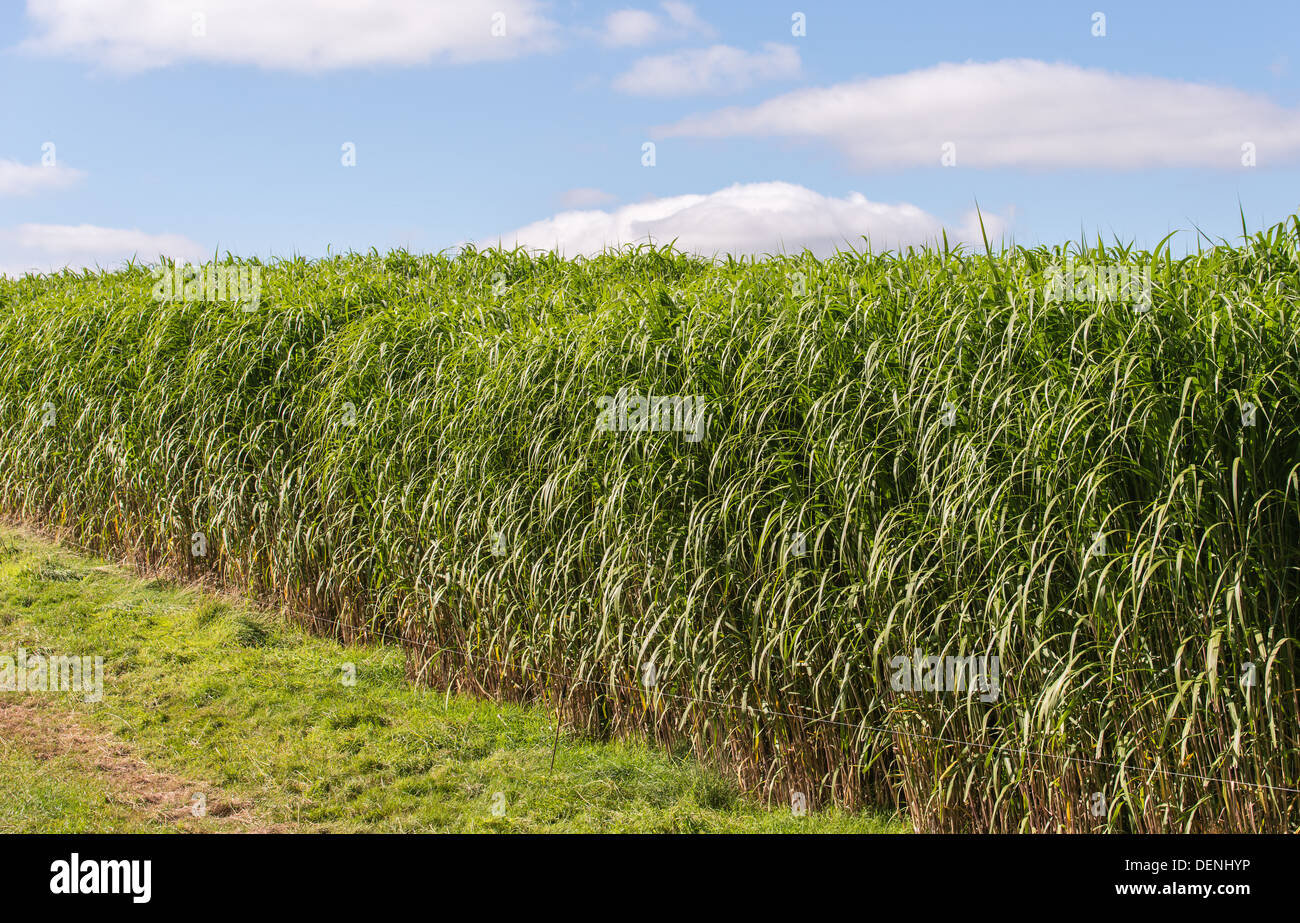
[0,697,286,832]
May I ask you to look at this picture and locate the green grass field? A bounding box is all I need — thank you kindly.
[0,526,900,832]
[2,216,1298,831]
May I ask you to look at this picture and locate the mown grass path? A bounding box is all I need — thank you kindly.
[0,525,902,833]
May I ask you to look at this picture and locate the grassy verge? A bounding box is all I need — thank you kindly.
[0,525,902,833]
[0,746,170,834]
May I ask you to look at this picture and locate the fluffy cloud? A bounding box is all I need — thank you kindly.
[614,43,800,96]
[660,2,709,31]
[597,2,712,47]
[600,10,662,47]
[18,0,558,72]
[659,59,1300,169]
[0,159,85,196]
[482,181,1009,257]
[0,223,207,277]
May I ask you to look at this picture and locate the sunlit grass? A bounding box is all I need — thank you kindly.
[0,527,897,832]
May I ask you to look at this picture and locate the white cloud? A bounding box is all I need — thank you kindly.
[558,187,618,208]
[658,59,1300,169]
[482,181,1009,257]
[18,0,558,73]
[659,1,710,32]
[600,9,663,47]
[0,159,85,196]
[0,223,207,277]
[597,2,712,47]
[614,43,800,96]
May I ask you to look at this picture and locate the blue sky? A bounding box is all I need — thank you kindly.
[2,0,1298,273]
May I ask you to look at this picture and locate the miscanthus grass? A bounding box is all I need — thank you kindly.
[1,216,1298,832]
